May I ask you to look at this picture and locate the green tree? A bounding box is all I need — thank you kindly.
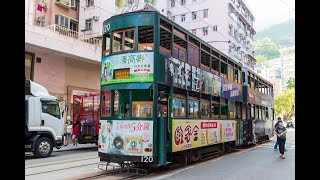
[255,55,269,67]
[254,38,280,59]
[274,89,295,120]
[287,77,295,89]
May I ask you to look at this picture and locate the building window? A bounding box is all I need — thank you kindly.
[203,9,208,18]
[35,16,45,27]
[25,52,34,81]
[192,0,197,2]
[181,0,186,5]
[212,25,217,31]
[171,0,175,7]
[172,16,175,21]
[85,19,93,30]
[228,24,233,35]
[192,11,197,20]
[55,14,69,28]
[181,14,185,22]
[191,29,196,35]
[87,0,94,7]
[202,27,208,36]
[70,20,78,32]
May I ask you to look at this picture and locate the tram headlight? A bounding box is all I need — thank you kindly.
[113,136,124,149]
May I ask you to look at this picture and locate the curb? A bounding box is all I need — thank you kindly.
[54,146,97,152]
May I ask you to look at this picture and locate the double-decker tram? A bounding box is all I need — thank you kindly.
[98,7,274,168]
[242,68,274,145]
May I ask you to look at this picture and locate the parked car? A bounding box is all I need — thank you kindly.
[286,120,294,128]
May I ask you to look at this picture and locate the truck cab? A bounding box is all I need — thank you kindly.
[25,80,65,158]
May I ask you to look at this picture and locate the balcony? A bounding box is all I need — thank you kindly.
[55,0,74,9]
[229,2,253,28]
[25,23,101,63]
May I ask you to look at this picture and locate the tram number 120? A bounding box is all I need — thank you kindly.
[141,156,153,162]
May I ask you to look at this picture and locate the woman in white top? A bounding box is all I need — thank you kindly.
[66,122,73,145]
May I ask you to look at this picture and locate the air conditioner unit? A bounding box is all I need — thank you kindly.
[93,16,99,21]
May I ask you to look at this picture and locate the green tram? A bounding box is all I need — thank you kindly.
[98,10,274,167]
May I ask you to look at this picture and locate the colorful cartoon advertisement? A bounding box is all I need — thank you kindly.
[101,52,154,85]
[172,119,237,152]
[98,120,153,156]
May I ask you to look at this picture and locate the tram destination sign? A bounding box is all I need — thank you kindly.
[116,3,159,15]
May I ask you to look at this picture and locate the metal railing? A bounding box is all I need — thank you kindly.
[45,24,101,46]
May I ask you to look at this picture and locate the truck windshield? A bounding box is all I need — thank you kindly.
[41,100,60,119]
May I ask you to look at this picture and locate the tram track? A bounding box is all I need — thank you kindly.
[25,156,98,169]
[25,158,99,176]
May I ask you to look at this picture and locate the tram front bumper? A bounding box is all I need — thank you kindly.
[98,152,153,163]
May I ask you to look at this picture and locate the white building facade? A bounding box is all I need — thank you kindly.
[167,0,256,71]
[280,46,295,89]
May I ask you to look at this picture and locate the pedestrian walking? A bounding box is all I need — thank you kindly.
[66,121,73,146]
[273,120,287,159]
[273,117,287,152]
[72,121,80,147]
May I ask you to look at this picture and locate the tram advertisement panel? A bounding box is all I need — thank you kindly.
[212,74,221,96]
[101,52,154,85]
[221,78,242,101]
[98,120,153,156]
[172,120,236,152]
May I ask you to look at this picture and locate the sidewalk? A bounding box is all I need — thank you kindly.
[54,143,97,152]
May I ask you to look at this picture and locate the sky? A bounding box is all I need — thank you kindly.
[245,0,295,31]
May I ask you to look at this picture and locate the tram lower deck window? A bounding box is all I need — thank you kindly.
[173,98,186,117]
[132,101,153,118]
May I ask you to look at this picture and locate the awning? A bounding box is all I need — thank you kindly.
[101,83,153,91]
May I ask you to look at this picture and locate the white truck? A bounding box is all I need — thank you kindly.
[25,80,66,158]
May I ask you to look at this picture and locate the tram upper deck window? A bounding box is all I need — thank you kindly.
[102,32,111,57]
[228,64,234,81]
[220,62,227,79]
[188,37,200,67]
[112,28,135,53]
[132,101,153,118]
[138,26,154,50]
[211,55,219,75]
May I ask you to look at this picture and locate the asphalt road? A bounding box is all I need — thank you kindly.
[25,129,295,180]
[150,128,295,180]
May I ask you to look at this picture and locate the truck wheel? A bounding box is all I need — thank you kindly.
[33,137,53,158]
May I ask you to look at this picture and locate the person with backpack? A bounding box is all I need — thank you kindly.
[273,120,287,159]
[273,117,287,152]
